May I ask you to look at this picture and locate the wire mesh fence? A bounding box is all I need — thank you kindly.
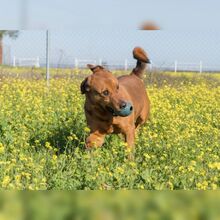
[1,30,220,79]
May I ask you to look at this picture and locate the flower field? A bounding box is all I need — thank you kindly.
[0,70,219,189]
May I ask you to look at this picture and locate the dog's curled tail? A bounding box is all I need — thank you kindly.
[132,47,150,78]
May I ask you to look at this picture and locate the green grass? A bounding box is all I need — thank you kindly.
[0,69,219,189]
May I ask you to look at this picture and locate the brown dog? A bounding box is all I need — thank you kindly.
[81,47,150,150]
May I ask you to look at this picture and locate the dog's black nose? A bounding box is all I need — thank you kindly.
[120,101,127,109]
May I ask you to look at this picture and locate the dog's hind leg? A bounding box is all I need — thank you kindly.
[135,115,146,129]
[135,107,149,128]
[125,129,135,146]
[135,116,143,129]
[123,126,135,160]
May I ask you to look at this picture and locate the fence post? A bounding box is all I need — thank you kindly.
[36,56,40,68]
[149,59,153,72]
[199,61,202,73]
[124,59,128,71]
[174,60,177,73]
[75,58,78,69]
[99,58,102,65]
[46,30,50,86]
[13,56,16,67]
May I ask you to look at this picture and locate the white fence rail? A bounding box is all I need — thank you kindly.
[13,56,40,68]
[6,56,220,73]
[74,59,99,69]
[74,58,153,71]
[174,61,203,73]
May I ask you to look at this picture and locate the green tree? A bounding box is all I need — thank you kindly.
[0,31,19,65]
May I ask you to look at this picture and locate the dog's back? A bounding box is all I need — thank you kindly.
[118,47,150,125]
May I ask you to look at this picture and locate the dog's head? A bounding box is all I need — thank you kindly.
[81,64,133,117]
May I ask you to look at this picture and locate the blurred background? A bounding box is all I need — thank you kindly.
[0,191,220,220]
[0,0,219,30]
[1,30,220,73]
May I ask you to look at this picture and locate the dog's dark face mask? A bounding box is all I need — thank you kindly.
[81,65,133,117]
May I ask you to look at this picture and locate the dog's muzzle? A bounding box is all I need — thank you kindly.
[106,102,133,117]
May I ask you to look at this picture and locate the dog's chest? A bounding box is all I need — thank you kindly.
[111,119,124,134]
[112,124,122,134]
[103,123,120,134]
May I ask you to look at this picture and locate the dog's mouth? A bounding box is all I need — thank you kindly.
[106,104,133,117]
[106,106,118,116]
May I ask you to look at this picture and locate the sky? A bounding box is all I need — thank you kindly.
[0,0,220,30]
[1,0,220,71]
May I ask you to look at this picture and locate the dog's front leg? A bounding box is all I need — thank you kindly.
[86,130,105,149]
[124,127,135,146]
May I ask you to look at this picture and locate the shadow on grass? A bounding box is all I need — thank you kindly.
[29,116,87,155]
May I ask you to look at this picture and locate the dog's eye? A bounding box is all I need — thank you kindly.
[103,90,109,96]
[117,85,119,90]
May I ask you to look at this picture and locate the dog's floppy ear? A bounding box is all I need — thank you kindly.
[80,77,90,94]
[87,64,104,73]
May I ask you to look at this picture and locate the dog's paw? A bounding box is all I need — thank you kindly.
[85,135,104,149]
[85,146,93,151]
[128,152,135,161]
